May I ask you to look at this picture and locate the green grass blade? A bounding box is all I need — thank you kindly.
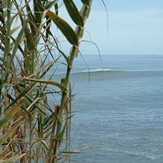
[44,1,56,10]
[3,0,11,63]
[58,49,72,68]
[2,19,27,81]
[24,0,36,35]
[54,3,59,15]
[47,11,78,46]
[81,0,91,5]
[63,0,84,26]
[57,124,66,140]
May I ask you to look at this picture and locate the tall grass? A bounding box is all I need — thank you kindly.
[0,0,93,162]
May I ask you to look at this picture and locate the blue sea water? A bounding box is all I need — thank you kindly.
[54,54,163,163]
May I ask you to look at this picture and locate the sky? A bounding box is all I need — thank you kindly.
[59,0,163,55]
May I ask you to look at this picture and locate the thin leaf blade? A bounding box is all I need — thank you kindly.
[0,98,24,130]
[0,153,26,163]
[23,77,67,92]
[63,0,83,26]
[47,11,78,46]
[0,120,22,145]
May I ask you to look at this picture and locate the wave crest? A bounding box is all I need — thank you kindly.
[83,68,112,73]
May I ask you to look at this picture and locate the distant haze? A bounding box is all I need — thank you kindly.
[59,0,163,55]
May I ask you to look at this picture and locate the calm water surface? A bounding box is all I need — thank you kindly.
[55,54,163,163]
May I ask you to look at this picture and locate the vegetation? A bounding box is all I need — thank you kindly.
[0,0,93,162]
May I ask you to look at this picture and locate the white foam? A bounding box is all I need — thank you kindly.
[145,155,159,160]
[84,68,112,72]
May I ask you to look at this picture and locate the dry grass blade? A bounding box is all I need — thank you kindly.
[23,77,67,92]
[0,98,24,130]
[0,119,22,145]
[58,147,96,160]
[0,0,95,162]
[0,153,26,163]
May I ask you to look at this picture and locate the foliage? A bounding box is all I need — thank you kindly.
[0,0,93,162]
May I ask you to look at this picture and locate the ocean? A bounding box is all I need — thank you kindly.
[53,54,163,163]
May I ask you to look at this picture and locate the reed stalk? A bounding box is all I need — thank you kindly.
[0,0,94,162]
[2,0,11,113]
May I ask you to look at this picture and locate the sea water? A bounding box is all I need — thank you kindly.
[53,54,163,163]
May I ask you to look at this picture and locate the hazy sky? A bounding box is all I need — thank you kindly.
[58,0,163,55]
[81,0,163,55]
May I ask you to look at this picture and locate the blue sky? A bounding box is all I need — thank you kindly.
[59,0,163,55]
[85,0,163,55]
